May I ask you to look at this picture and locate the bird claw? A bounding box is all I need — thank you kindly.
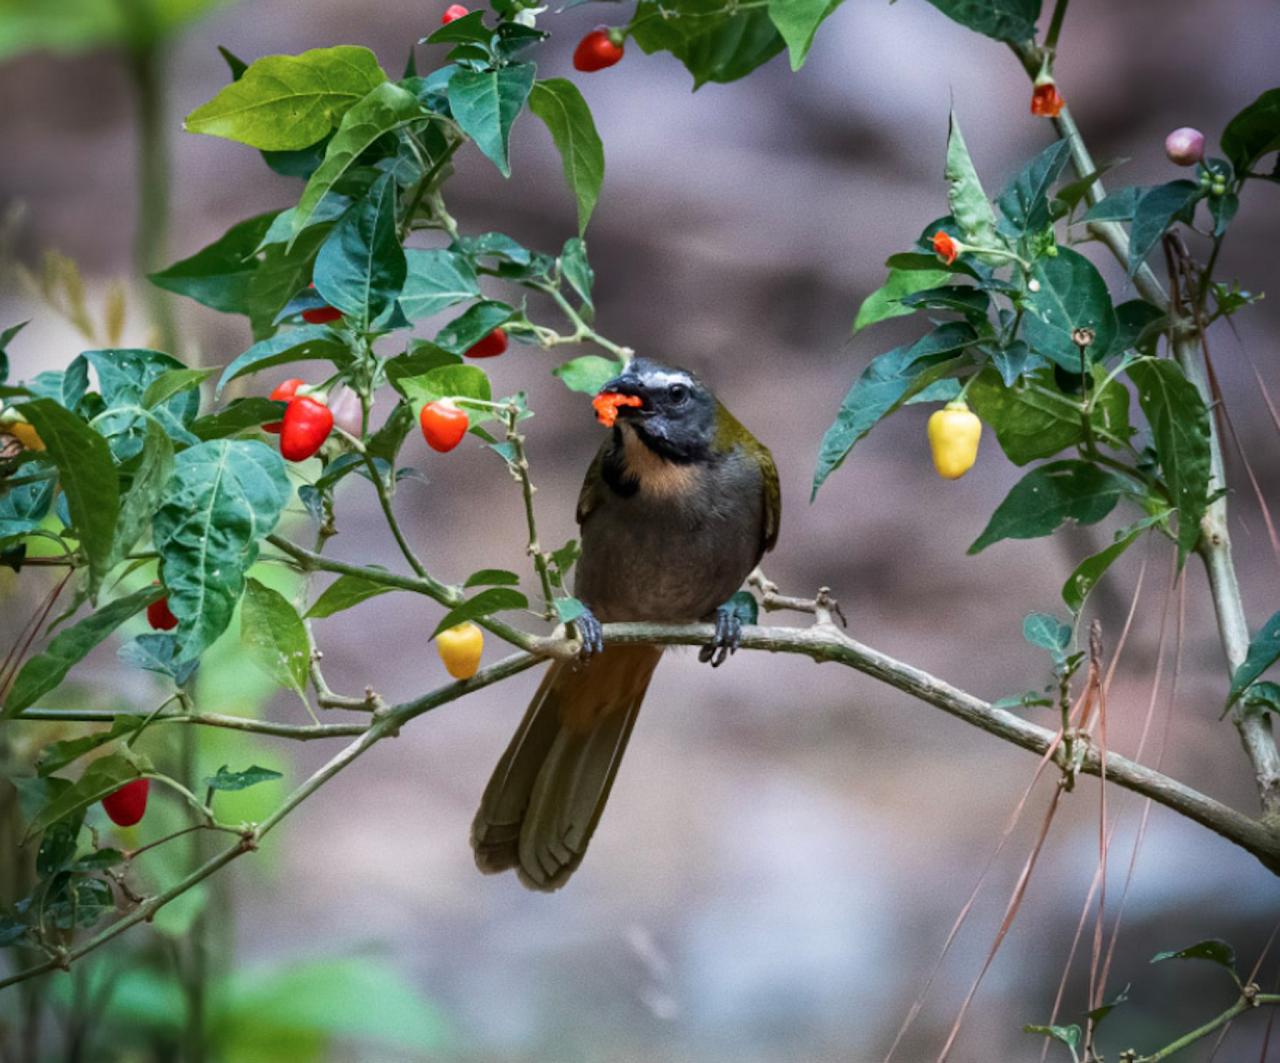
[572,608,605,661]
[698,603,743,669]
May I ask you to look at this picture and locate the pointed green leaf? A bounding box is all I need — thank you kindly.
[1023,612,1071,663]
[1128,181,1203,276]
[431,587,528,638]
[553,355,623,394]
[464,569,521,588]
[306,572,397,618]
[25,753,143,839]
[852,264,953,334]
[969,460,1131,554]
[1222,88,1280,175]
[184,46,387,150]
[1022,248,1117,369]
[1151,939,1237,975]
[313,172,406,330]
[240,578,310,697]
[631,0,784,87]
[205,764,283,792]
[142,368,213,410]
[528,78,604,233]
[1022,1024,1082,1054]
[768,0,843,70]
[4,586,160,718]
[398,250,482,321]
[1062,512,1166,614]
[36,715,146,776]
[434,301,514,354]
[923,0,1039,43]
[394,364,491,407]
[559,237,594,312]
[945,111,1001,250]
[291,82,429,239]
[215,325,350,397]
[1128,360,1210,564]
[447,63,536,177]
[1227,609,1280,707]
[997,139,1072,233]
[150,212,279,314]
[110,421,174,568]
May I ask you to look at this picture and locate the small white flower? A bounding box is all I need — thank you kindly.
[514,5,546,27]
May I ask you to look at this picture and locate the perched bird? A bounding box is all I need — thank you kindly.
[471,358,780,890]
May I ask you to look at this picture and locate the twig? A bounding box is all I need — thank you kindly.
[504,403,555,620]
[11,709,367,741]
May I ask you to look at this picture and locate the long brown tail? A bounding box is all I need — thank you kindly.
[471,644,662,891]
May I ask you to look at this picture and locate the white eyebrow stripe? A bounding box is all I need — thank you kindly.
[642,369,694,389]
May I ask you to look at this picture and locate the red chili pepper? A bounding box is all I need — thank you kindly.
[1030,80,1064,118]
[102,779,150,827]
[573,28,624,72]
[280,396,334,461]
[264,377,304,434]
[931,231,959,265]
[147,594,179,631]
[442,3,468,22]
[464,328,508,359]
[420,400,469,453]
[302,305,343,324]
[592,391,643,428]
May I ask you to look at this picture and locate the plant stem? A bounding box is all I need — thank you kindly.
[12,709,366,740]
[1133,992,1280,1062]
[1044,0,1070,51]
[505,404,556,619]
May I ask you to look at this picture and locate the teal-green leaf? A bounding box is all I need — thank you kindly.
[1227,609,1280,707]
[18,398,120,594]
[240,578,310,697]
[553,355,622,394]
[969,460,1131,554]
[394,364,492,407]
[1128,360,1211,564]
[812,323,976,497]
[0,461,56,538]
[945,110,1001,250]
[432,587,528,638]
[4,585,160,718]
[1150,939,1237,975]
[398,250,482,321]
[1221,88,1280,175]
[1062,512,1166,614]
[291,82,430,241]
[215,325,351,397]
[1022,247,1117,369]
[447,63,536,177]
[997,139,1072,233]
[83,348,200,459]
[767,0,842,69]
[922,0,1039,42]
[184,46,387,150]
[528,79,604,234]
[313,172,406,331]
[24,753,143,839]
[142,368,213,410]
[1023,611,1071,663]
[1022,1025,1082,1054]
[1127,181,1203,276]
[306,572,397,618]
[560,237,595,313]
[852,263,953,334]
[464,568,521,588]
[153,440,290,664]
[1081,186,1140,223]
[434,301,514,354]
[204,764,284,792]
[110,420,174,568]
[631,0,784,87]
[150,212,279,314]
[190,398,287,440]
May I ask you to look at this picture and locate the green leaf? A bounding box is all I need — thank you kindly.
[1222,88,1280,175]
[553,355,622,394]
[1022,1024,1081,1055]
[1227,609,1280,707]
[0,463,56,539]
[398,250,482,321]
[110,421,175,568]
[812,323,976,496]
[1087,986,1130,1029]
[553,596,587,624]
[394,364,492,407]
[1242,681,1280,716]
[240,578,310,697]
[560,237,594,312]
[149,212,280,314]
[899,285,989,318]
[185,46,387,150]
[190,398,286,440]
[313,172,406,331]
[852,264,953,334]
[998,139,1072,233]
[36,715,146,776]
[969,461,1131,554]
[464,568,521,588]
[945,111,1001,250]
[631,0,785,87]
[306,572,397,618]
[434,301,514,354]
[1081,185,1141,223]
[204,764,283,792]
[214,325,350,398]
[1151,938,1238,975]
[1128,360,1211,564]
[246,226,333,340]
[1128,181,1203,276]
[1208,191,1239,238]
[17,399,120,593]
[432,587,528,638]
[1062,512,1166,614]
[528,79,605,234]
[25,753,142,839]
[119,633,199,686]
[923,0,1039,42]
[447,63,536,177]
[153,441,291,664]
[142,368,212,410]
[82,349,200,458]
[1023,612,1071,663]
[768,0,842,69]
[291,82,429,240]
[1022,248,1117,369]
[1108,299,1165,358]
[967,366,1131,466]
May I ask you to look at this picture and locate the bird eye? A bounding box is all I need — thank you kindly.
[668,383,689,404]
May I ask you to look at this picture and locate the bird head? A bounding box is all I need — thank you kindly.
[595,358,717,462]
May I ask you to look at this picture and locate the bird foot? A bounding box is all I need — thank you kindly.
[699,593,756,668]
[571,607,604,661]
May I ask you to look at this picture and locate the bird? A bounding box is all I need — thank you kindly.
[471,357,780,890]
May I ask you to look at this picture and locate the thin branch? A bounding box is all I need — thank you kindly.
[1128,990,1280,1063]
[504,403,556,620]
[11,709,366,741]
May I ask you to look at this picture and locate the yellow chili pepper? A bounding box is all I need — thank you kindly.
[436,621,484,679]
[927,400,981,480]
[9,422,44,451]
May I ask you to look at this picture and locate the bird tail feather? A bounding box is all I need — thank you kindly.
[471,644,662,891]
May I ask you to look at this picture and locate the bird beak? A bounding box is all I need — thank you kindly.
[598,373,648,416]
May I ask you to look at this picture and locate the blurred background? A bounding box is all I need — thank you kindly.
[1,0,1278,1059]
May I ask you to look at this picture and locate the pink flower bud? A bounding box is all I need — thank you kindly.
[1164,127,1205,167]
[328,385,363,438]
